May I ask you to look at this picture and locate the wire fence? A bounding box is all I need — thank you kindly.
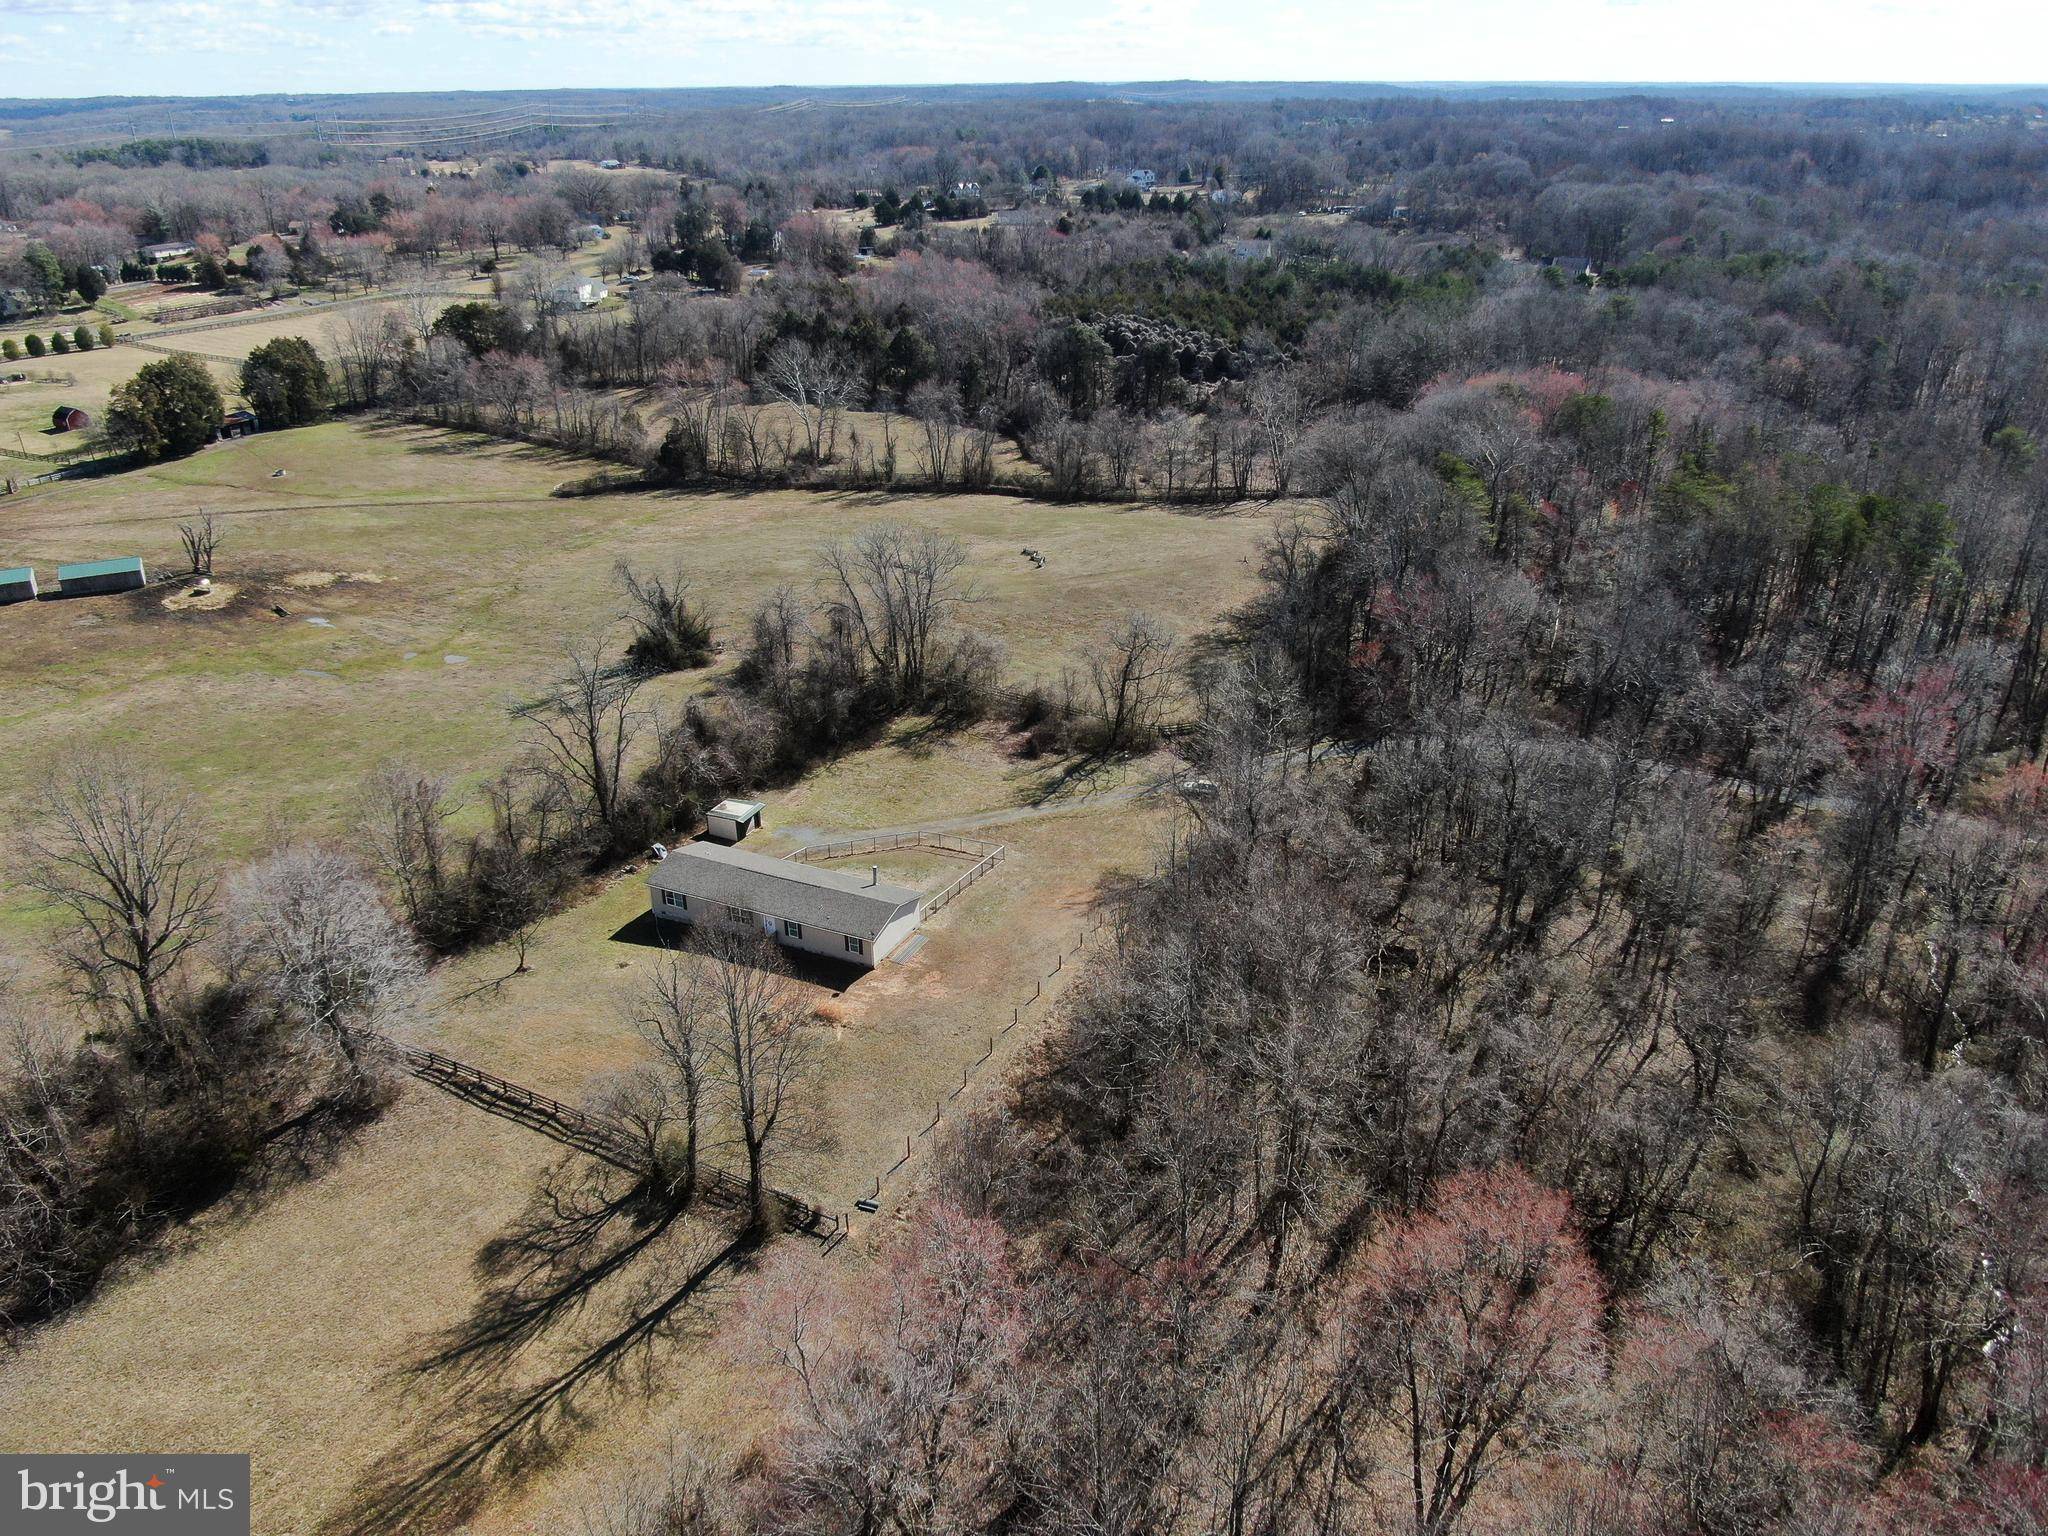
[788,829,1004,863]
[851,904,1109,1228]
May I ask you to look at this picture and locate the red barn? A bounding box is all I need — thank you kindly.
[51,405,90,432]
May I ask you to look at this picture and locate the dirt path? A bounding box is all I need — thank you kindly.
[780,769,1174,846]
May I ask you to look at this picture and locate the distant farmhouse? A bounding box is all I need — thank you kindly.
[649,838,923,969]
[142,241,195,263]
[0,566,37,605]
[1121,168,1158,189]
[58,557,145,597]
[550,276,609,309]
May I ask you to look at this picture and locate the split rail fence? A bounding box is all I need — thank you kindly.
[375,1035,842,1245]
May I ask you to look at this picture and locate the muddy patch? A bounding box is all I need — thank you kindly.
[162,581,239,613]
[283,570,385,590]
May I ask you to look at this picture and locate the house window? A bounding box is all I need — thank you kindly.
[662,889,687,910]
[784,920,803,939]
[845,935,864,956]
[733,908,755,924]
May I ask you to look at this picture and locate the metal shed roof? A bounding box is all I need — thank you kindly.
[709,798,764,819]
[0,567,34,585]
[649,842,919,938]
[58,557,143,581]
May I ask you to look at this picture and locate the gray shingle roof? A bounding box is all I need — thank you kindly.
[648,842,919,938]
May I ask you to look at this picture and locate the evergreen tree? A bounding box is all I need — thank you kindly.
[239,337,329,427]
[105,354,224,461]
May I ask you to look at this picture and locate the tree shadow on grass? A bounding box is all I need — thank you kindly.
[1019,750,1147,809]
[406,1158,677,1384]
[323,1169,754,1536]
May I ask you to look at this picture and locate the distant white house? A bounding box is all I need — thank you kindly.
[580,223,609,243]
[142,241,194,262]
[548,276,609,309]
[1121,168,1158,189]
[648,841,923,969]
[598,158,623,169]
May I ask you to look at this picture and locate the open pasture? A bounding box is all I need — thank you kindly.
[0,737,1173,1536]
[0,419,1270,940]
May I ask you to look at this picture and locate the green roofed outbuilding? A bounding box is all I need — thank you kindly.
[0,566,37,605]
[57,556,146,596]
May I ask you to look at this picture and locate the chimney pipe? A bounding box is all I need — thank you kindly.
[870,865,878,887]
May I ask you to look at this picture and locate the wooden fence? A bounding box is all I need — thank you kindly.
[789,829,1003,863]
[924,845,1004,917]
[378,1036,842,1243]
[786,829,1006,921]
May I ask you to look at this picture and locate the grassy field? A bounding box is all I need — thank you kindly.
[0,743,1177,1536]
[0,420,1267,939]
[1,271,499,477]
[0,411,1256,1531]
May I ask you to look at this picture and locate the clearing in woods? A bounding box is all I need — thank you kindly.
[0,418,1261,1533]
[0,417,1271,943]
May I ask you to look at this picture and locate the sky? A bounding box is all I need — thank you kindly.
[0,0,2044,99]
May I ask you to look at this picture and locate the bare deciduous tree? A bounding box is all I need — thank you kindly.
[819,523,973,702]
[177,511,221,576]
[226,845,424,1088]
[1086,611,1178,754]
[760,338,853,464]
[698,931,820,1234]
[621,949,718,1202]
[616,560,714,673]
[573,1434,732,1536]
[908,379,960,488]
[355,761,458,932]
[19,761,216,1051]
[512,633,649,835]
[1336,1165,1606,1535]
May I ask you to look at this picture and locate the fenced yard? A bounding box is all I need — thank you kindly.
[788,828,1006,918]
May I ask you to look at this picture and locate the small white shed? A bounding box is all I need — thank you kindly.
[705,798,764,844]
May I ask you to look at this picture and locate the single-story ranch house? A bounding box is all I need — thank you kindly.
[648,841,922,968]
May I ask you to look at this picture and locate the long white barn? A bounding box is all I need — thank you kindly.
[648,842,921,968]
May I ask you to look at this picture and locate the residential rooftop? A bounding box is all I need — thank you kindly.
[648,841,919,938]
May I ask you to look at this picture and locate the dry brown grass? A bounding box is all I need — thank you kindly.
[0,412,1244,1530]
[1,419,1268,950]
[0,749,1173,1535]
